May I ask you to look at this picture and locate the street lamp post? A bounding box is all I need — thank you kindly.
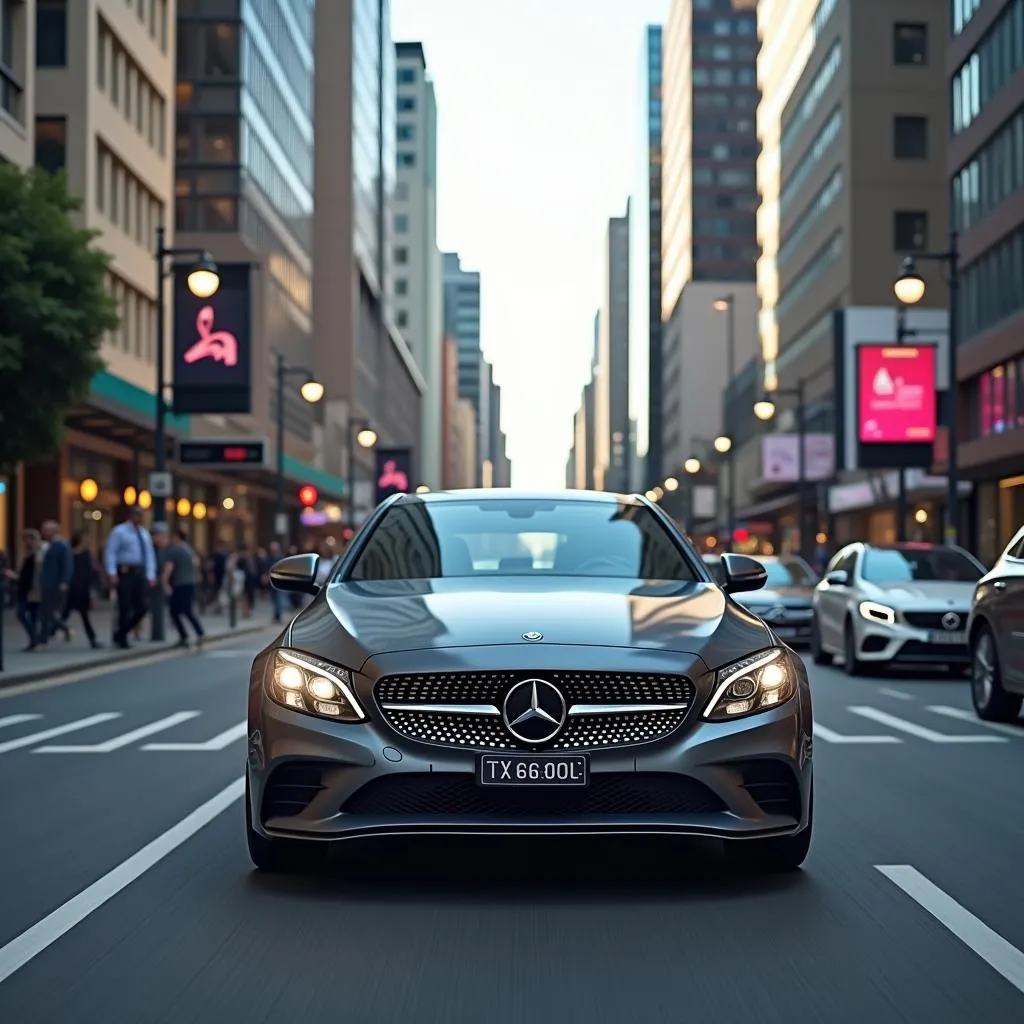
[753,380,808,562]
[152,225,220,642]
[714,295,737,551]
[346,419,378,531]
[893,233,961,547]
[273,352,324,547]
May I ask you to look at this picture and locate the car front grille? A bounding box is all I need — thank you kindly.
[902,610,969,630]
[374,670,695,752]
[341,772,726,817]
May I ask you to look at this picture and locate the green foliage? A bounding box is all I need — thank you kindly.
[0,164,119,475]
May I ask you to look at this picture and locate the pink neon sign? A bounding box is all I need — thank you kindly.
[183,306,238,367]
[377,460,409,491]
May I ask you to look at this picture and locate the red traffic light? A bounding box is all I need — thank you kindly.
[298,485,318,507]
[733,528,749,543]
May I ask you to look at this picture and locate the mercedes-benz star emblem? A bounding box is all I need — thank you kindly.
[941,612,962,631]
[502,678,567,744]
[522,631,543,642]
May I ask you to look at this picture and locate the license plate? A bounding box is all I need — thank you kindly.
[478,753,589,787]
[928,631,967,645]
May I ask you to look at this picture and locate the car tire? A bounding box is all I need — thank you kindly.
[724,783,813,873]
[810,616,832,666]
[843,619,868,676]
[971,625,1023,723]
[245,774,327,873]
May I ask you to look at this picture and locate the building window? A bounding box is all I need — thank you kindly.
[893,23,927,65]
[394,213,408,232]
[394,247,408,264]
[35,117,67,172]
[199,116,237,161]
[894,115,928,159]
[398,151,415,167]
[398,67,416,84]
[397,123,414,142]
[893,210,928,251]
[396,309,408,327]
[204,23,239,77]
[398,96,415,112]
[36,0,67,67]
[395,278,408,295]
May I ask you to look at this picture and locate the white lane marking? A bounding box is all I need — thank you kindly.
[144,720,247,751]
[877,865,1024,996]
[927,705,1024,738]
[34,712,201,753]
[879,687,914,701]
[848,706,1005,743]
[814,722,902,744]
[0,775,245,987]
[0,714,42,729]
[0,714,121,754]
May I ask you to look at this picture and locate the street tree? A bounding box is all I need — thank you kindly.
[0,163,119,476]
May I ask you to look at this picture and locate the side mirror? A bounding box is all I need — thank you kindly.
[720,553,767,595]
[824,569,849,587]
[269,553,320,594]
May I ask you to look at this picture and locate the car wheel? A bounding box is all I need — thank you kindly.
[971,626,1023,723]
[724,783,813,873]
[810,616,832,666]
[843,619,868,676]
[245,774,327,873]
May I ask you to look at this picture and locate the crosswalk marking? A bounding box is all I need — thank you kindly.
[814,722,902,744]
[35,712,201,753]
[0,714,122,754]
[927,705,1024,738]
[0,714,42,730]
[143,720,247,751]
[878,688,914,701]
[849,706,1006,743]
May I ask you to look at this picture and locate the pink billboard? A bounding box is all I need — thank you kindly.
[858,344,936,443]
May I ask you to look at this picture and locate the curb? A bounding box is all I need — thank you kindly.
[0,622,270,690]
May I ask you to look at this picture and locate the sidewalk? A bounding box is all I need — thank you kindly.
[0,597,275,687]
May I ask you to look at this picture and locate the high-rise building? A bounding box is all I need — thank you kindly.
[662,0,759,323]
[594,210,630,492]
[394,41,443,489]
[948,0,1024,559]
[0,0,34,168]
[442,251,483,477]
[629,24,663,492]
[314,0,425,521]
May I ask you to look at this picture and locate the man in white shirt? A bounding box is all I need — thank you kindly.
[103,506,157,648]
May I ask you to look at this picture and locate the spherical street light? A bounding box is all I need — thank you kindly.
[79,478,99,503]
[356,428,378,449]
[713,298,730,312]
[186,254,220,299]
[300,380,325,403]
[664,477,679,491]
[416,484,430,493]
[714,435,732,454]
[753,398,777,421]
[893,256,926,305]
[684,457,701,474]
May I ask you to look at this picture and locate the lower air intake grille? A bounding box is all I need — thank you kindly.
[262,762,326,819]
[739,760,801,819]
[341,773,726,817]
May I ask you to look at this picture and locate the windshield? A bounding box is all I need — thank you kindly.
[761,558,816,587]
[861,547,983,584]
[348,499,699,581]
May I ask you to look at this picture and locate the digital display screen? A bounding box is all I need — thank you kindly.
[177,440,266,466]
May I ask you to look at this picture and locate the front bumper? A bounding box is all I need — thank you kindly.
[852,616,970,665]
[246,649,813,844]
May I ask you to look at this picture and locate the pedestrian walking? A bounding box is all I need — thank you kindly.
[61,532,102,649]
[162,528,205,648]
[103,506,157,648]
[38,520,72,645]
[4,529,42,650]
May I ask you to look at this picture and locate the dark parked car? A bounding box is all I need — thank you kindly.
[247,490,814,874]
[703,554,817,647]
[968,525,1024,722]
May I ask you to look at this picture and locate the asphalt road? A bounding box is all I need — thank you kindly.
[1,640,1023,1023]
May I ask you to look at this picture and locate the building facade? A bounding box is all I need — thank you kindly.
[313,0,424,524]
[662,0,759,325]
[442,250,483,479]
[0,0,34,168]
[394,40,443,489]
[948,0,1024,560]
[598,210,630,493]
[628,23,663,491]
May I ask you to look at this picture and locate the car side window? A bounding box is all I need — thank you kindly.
[1006,530,1024,560]
[834,550,857,579]
[825,548,848,574]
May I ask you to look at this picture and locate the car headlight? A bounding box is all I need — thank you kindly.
[858,600,896,625]
[703,648,795,721]
[267,649,365,722]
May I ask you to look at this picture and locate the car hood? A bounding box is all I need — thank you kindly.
[866,580,977,606]
[735,585,813,605]
[286,576,773,672]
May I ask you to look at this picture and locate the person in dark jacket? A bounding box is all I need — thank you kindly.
[3,529,43,649]
[61,532,102,649]
[38,520,73,644]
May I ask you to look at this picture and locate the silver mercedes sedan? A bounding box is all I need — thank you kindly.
[810,542,985,675]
